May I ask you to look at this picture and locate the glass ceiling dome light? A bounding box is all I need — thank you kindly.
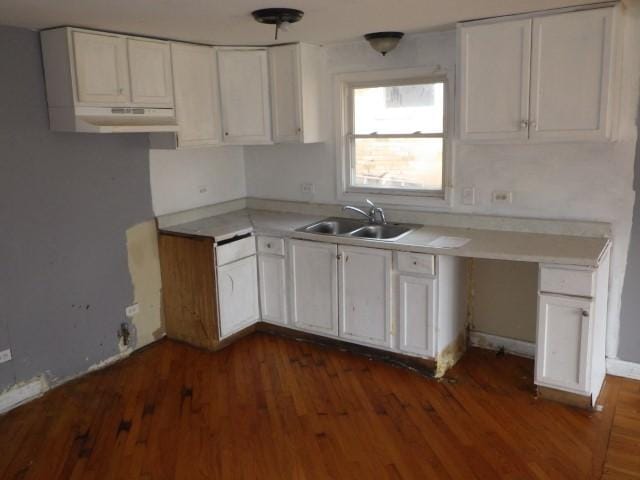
[252,8,304,40]
[364,32,404,56]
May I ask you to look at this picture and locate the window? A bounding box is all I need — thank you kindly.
[344,77,447,197]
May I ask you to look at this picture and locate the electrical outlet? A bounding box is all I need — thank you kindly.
[301,183,315,194]
[0,348,12,364]
[125,303,140,317]
[197,185,208,194]
[462,187,476,206]
[492,190,513,204]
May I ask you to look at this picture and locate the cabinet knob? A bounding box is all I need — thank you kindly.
[582,310,589,317]
[413,261,418,265]
[224,132,229,136]
[266,243,272,248]
[520,120,529,129]
[297,128,302,133]
[336,253,342,260]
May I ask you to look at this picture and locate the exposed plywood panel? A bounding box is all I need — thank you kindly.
[471,258,538,342]
[158,233,219,349]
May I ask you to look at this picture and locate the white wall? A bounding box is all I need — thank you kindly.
[245,10,640,360]
[150,146,245,216]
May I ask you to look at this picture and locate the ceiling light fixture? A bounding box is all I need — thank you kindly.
[364,32,404,56]
[252,8,304,40]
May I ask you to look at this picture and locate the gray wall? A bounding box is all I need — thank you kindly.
[618,105,640,363]
[0,26,154,391]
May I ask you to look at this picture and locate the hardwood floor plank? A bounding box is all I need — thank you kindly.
[0,334,639,479]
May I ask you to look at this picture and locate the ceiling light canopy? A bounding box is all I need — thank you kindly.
[364,32,404,56]
[252,8,304,40]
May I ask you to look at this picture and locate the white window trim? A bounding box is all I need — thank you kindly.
[334,66,454,209]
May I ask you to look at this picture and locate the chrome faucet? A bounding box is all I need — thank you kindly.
[343,199,387,225]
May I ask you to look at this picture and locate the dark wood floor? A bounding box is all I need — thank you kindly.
[0,333,638,479]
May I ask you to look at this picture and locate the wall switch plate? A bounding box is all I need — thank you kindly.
[301,183,315,194]
[492,190,513,204]
[462,187,476,205]
[125,303,140,317]
[0,348,12,364]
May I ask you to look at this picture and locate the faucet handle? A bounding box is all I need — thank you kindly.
[365,198,376,208]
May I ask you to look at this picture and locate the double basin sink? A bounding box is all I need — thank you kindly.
[296,217,420,242]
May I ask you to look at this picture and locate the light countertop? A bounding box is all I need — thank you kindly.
[160,209,610,267]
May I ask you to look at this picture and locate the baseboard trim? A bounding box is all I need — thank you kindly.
[469,331,536,359]
[0,377,49,414]
[606,358,640,380]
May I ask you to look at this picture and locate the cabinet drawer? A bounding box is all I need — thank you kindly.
[395,252,435,276]
[216,236,256,266]
[539,265,595,298]
[257,236,285,256]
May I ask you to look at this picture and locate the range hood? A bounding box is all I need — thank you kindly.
[48,106,179,134]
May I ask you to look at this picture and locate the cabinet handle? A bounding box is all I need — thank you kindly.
[336,253,342,260]
[520,120,529,129]
[582,310,589,317]
[413,261,418,266]
[266,243,272,248]
[297,128,302,133]
[224,132,229,136]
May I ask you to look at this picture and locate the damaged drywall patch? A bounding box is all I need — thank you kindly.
[126,220,164,348]
[435,332,467,378]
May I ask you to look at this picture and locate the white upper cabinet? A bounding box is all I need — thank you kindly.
[458,19,531,141]
[127,38,174,107]
[338,246,392,348]
[72,31,130,105]
[458,6,619,142]
[530,8,615,141]
[268,43,324,144]
[217,48,272,145]
[41,27,175,110]
[169,43,221,147]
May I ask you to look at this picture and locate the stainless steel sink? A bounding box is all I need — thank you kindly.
[349,224,414,241]
[296,217,419,242]
[300,218,366,235]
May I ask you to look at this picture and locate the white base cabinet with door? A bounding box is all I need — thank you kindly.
[289,239,339,335]
[535,247,611,403]
[257,236,288,325]
[215,236,260,339]
[339,245,392,348]
[288,239,467,364]
[458,5,620,142]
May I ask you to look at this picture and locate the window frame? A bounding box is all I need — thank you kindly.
[335,67,453,208]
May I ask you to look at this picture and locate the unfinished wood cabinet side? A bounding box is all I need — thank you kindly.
[158,233,219,349]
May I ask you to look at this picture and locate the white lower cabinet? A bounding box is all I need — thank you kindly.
[258,253,288,325]
[289,240,339,335]
[217,255,260,338]
[536,294,592,393]
[398,275,437,357]
[339,245,392,347]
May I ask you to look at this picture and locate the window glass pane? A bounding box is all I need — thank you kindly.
[354,82,444,134]
[352,137,443,191]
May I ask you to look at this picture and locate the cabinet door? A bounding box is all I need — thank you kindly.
[72,31,129,104]
[398,275,436,357]
[536,294,592,393]
[258,254,288,325]
[339,246,392,347]
[217,49,272,144]
[289,240,338,335]
[128,39,174,107]
[171,43,221,147]
[459,19,531,141]
[269,44,302,143]
[217,255,260,338]
[530,8,614,141]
